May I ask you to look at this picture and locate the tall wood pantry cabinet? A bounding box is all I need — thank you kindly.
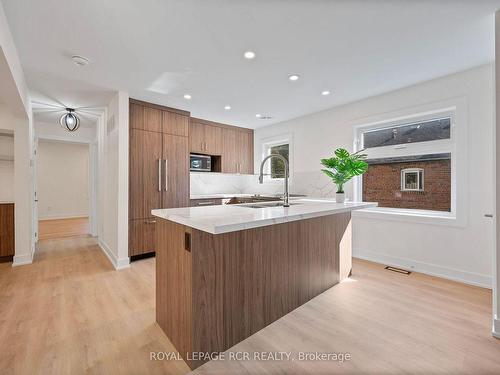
[129,99,190,257]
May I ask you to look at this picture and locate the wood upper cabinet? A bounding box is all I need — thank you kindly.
[162,134,189,209]
[163,111,189,137]
[222,128,253,174]
[130,102,162,133]
[222,128,237,173]
[189,121,205,154]
[189,120,222,155]
[236,130,254,174]
[0,203,14,259]
[129,129,163,220]
[204,124,222,155]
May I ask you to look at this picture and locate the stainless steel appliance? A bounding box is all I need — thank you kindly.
[190,154,212,172]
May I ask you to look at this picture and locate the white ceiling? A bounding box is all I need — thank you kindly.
[2,0,499,129]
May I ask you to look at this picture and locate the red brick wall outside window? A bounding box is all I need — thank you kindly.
[362,159,451,212]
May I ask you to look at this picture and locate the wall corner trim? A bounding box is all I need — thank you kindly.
[12,252,33,266]
[98,240,130,270]
[493,317,500,339]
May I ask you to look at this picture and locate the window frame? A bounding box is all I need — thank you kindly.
[350,99,468,228]
[260,134,293,184]
[400,168,424,192]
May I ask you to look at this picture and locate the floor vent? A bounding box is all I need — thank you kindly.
[384,266,411,275]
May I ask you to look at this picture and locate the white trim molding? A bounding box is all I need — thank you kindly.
[12,252,33,266]
[353,250,492,289]
[493,317,500,339]
[351,97,468,228]
[98,240,130,270]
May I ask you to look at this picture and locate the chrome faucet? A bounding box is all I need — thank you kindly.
[258,154,290,207]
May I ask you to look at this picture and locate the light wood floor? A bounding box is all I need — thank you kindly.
[38,217,90,240]
[1,237,499,374]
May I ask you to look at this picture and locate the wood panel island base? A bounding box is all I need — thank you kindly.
[153,200,376,370]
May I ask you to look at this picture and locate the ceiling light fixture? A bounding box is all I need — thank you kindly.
[184,94,192,100]
[255,114,262,118]
[244,51,256,59]
[71,55,90,66]
[288,74,300,81]
[321,90,331,96]
[59,108,80,132]
[224,105,231,110]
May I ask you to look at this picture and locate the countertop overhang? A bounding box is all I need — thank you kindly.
[152,199,377,234]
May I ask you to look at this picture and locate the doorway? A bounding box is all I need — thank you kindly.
[36,139,92,240]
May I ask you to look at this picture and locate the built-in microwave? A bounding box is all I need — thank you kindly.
[190,154,212,172]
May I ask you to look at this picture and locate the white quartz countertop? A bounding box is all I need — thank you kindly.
[152,199,377,234]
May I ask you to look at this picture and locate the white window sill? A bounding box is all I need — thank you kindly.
[352,206,465,227]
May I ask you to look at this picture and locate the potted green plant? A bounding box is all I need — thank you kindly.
[320,148,369,203]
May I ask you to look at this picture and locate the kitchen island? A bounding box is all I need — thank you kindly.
[152,199,376,369]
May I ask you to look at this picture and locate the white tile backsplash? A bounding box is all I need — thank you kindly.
[190,171,339,199]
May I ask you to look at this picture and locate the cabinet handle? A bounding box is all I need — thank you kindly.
[145,220,157,224]
[198,201,215,206]
[164,159,168,192]
[158,159,162,192]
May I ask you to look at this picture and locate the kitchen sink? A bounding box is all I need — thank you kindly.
[241,202,302,209]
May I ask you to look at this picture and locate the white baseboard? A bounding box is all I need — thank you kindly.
[38,214,88,221]
[12,252,33,266]
[98,240,130,270]
[493,317,500,339]
[353,248,492,289]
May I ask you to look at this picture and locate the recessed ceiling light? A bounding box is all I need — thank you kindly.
[244,51,256,59]
[183,94,192,100]
[224,105,231,110]
[288,74,300,81]
[321,90,331,96]
[71,55,90,66]
[255,114,262,118]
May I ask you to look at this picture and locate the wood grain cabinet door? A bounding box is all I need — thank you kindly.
[204,124,222,155]
[129,129,163,220]
[221,128,237,173]
[162,134,190,209]
[189,121,205,153]
[0,203,14,257]
[236,130,254,174]
[163,111,189,137]
[130,103,162,133]
[129,219,156,256]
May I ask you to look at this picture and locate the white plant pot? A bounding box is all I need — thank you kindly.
[336,192,346,203]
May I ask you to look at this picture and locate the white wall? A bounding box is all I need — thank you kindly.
[254,64,495,288]
[98,91,129,269]
[36,140,89,220]
[0,3,34,266]
[0,105,34,265]
[36,121,96,144]
[0,134,14,202]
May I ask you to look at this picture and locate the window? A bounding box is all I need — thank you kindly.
[363,117,450,148]
[268,143,289,178]
[358,113,453,213]
[401,168,424,191]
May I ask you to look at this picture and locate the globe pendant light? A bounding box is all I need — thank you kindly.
[60,108,80,132]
